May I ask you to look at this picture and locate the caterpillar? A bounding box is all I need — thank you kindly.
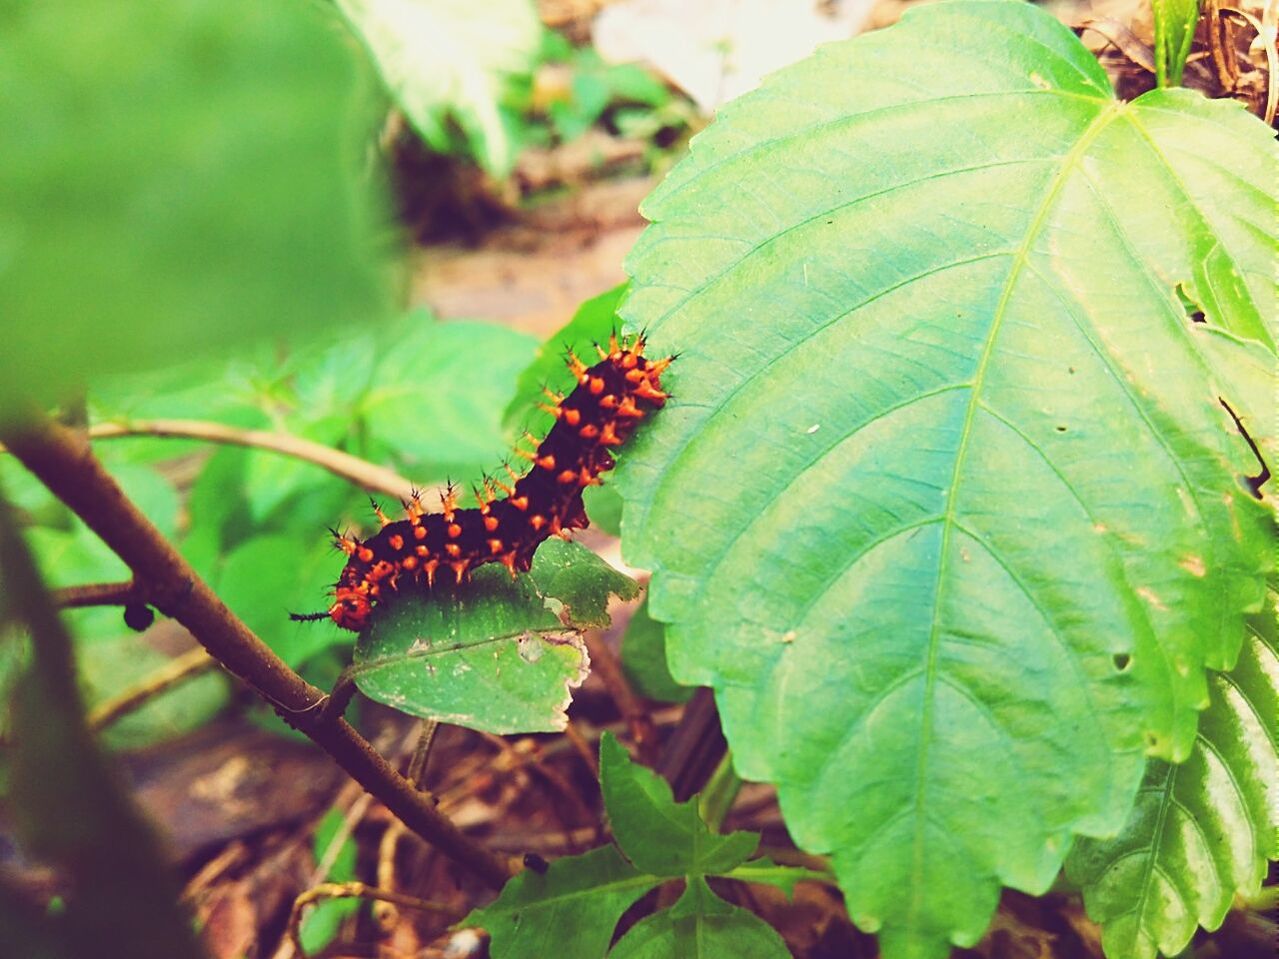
[293,334,671,632]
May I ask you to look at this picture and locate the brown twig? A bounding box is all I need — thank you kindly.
[405,720,440,789]
[1,412,513,890]
[582,631,658,763]
[53,579,141,609]
[1,417,422,502]
[87,646,218,731]
[562,719,600,782]
[373,820,409,931]
[286,881,460,955]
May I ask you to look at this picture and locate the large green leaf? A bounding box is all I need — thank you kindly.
[1065,593,1278,959]
[335,0,541,176]
[351,539,637,733]
[0,0,389,418]
[616,2,1277,956]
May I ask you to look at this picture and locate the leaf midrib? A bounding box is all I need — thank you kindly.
[905,100,1124,931]
[351,626,563,675]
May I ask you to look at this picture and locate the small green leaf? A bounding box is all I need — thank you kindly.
[1152,0,1200,87]
[600,732,757,878]
[621,595,693,704]
[1065,594,1279,959]
[0,0,390,417]
[335,0,542,176]
[299,808,361,955]
[351,540,635,733]
[610,877,791,959]
[464,844,660,959]
[526,537,640,626]
[505,283,630,438]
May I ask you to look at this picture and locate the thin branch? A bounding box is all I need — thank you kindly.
[1,412,513,890]
[0,417,420,502]
[88,646,218,731]
[286,881,461,955]
[54,579,140,609]
[582,631,658,763]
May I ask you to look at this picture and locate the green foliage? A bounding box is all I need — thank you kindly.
[99,312,535,659]
[620,595,693,703]
[0,0,390,418]
[299,808,362,955]
[79,636,229,750]
[351,540,637,733]
[609,877,790,959]
[335,0,542,176]
[467,844,661,959]
[1152,0,1201,87]
[1065,593,1279,959]
[0,492,202,958]
[467,732,801,958]
[616,2,1277,956]
[540,39,672,144]
[600,733,758,877]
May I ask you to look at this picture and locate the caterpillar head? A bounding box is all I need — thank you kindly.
[329,585,373,632]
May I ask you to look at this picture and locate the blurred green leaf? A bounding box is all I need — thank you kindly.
[600,732,756,878]
[548,51,671,144]
[351,539,635,733]
[0,0,391,418]
[464,844,660,959]
[620,594,692,704]
[299,808,361,956]
[79,636,229,750]
[23,461,178,590]
[610,877,790,959]
[0,491,202,958]
[217,534,345,668]
[364,318,539,479]
[335,0,542,176]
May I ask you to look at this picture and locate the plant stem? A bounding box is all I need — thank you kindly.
[53,579,140,609]
[697,751,743,832]
[1,417,420,501]
[1,412,512,890]
[87,646,217,731]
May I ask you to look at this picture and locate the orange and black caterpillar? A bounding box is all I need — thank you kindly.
[293,334,671,632]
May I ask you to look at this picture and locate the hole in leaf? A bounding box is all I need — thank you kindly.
[1055,425,1068,433]
[1112,652,1131,672]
